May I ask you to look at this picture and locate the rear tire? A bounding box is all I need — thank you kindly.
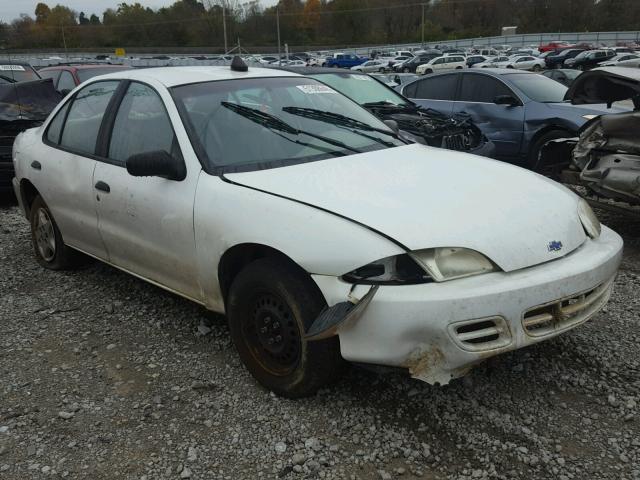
[226,258,344,398]
[29,195,83,270]
[403,67,410,73]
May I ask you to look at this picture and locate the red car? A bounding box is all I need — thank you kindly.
[38,64,132,94]
[538,41,574,53]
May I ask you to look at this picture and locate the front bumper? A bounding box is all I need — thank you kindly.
[312,226,623,385]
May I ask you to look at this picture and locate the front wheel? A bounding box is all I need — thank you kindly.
[29,195,83,270]
[528,129,573,177]
[532,64,542,72]
[226,258,343,398]
[403,67,410,73]
[379,67,386,73]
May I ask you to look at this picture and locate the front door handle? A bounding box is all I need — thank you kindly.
[31,161,41,170]
[95,181,110,193]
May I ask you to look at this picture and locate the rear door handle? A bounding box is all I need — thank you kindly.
[94,181,110,193]
[31,161,41,170]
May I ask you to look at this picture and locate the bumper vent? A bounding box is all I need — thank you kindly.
[449,316,511,352]
[522,279,614,337]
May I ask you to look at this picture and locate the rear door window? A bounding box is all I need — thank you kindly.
[458,74,512,103]
[59,81,119,156]
[414,75,458,100]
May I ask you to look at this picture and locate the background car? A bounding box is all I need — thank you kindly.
[472,55,509,68]
[351,59,386,73]
[544,48,586,69]
[499,55,545,71]
[0,61,41,84]
[539,41,574,53]
[565,49,615,70]
[416,55,465,75]
[277,67,492,156]
[400,69,628,170]
[599,53,640,67]
[542,68,581,87]
[466,55,489,67]
[38,64,132,94]
[394,53,440,73]
[0,72,60,194]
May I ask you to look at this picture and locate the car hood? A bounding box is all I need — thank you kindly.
[226,144,587,272]
[565,67,640,108]
[541,100,628,117]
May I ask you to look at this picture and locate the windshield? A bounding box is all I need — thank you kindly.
[77,67,131,83]
[505,73,568,102]
[309,73,411,107]
[0,64,39,83]
[172,77,404,172]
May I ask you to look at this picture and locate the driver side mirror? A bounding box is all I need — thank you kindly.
[494,95,520,106]
[126,150,186,181]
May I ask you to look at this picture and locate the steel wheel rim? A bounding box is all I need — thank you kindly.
[35,208,56,262]
[244,291,301,376]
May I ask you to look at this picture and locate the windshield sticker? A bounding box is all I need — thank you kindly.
[0,65,26,71]
[352,75,373,81]
[296,84,338,94]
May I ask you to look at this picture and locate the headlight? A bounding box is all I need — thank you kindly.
[582,114,598,120]
[341,254,431,285]
[578,199,601,239]
[411,247,498,282]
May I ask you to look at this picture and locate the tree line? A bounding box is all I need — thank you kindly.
[1,0,640,51]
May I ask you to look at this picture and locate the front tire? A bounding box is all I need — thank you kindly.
[532,64,542,72]
[528,129,573,177]
[226,258,343,398]
[29,195,83,270]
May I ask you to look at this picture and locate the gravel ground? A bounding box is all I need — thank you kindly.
[1,196,639,480]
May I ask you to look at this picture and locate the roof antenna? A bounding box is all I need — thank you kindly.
[231,55,248,72]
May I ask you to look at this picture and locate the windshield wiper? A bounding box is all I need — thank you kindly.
[362,101,411,108]
[282,106,405,146]
[221,102,361,153]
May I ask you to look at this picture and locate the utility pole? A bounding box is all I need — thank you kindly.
[61,23,68,60]
[276,7,281,62]
[222,4,228,54]
[421,3,425,48]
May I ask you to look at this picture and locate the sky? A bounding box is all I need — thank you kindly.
[0,0,278,23]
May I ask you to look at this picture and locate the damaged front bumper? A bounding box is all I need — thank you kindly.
[311,226,622,385]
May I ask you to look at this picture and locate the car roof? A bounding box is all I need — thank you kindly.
[93,65,302,87]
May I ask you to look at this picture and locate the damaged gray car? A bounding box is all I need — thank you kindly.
[541,67,640,210]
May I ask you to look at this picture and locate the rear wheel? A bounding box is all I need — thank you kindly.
[226,258,343,398]
[403,67,410,73]
[29,195,83,270]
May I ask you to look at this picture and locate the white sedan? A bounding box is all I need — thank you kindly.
[600,53,640,68]
[351,60,386,73]
[494,55,545,71]
[12,63,622,397]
